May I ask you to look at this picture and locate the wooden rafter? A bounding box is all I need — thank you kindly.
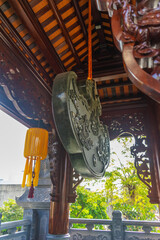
[0,9,52,90]
[71,0,88,43]
[101,94,143,104]
[9,0,65,74]
[47,0,82,67]
[91,0,107,49]
[97,80,132,89]
[94,73,127,82]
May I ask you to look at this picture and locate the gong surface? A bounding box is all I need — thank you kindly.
[52,71,110,178]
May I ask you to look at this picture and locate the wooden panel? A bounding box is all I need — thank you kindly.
[0,28,54,130]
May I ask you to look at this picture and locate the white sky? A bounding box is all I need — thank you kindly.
[0,110,28,184]
[0,109,135,185]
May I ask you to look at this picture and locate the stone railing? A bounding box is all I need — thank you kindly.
[0,213,31,240]
[1,211,160,240]
[69,211,160,240]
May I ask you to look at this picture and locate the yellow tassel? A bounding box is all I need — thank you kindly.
[22,128,48,189]
[33,157,41,187]
[22,158,29,188]
[27,158,33,187]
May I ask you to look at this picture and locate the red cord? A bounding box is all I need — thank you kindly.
[88,0,92,80]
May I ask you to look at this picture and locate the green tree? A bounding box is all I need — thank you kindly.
[0,199,23,223]
[0,199,23,234]
[70,186,108,229]
[70,186,108,219]
[70,137,157,223]
[104,137,157,221]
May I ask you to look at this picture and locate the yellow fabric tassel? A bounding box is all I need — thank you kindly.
[33,157,41,187]
[22,157,29,188]
[27,158,33,187]
[22,128,48,189]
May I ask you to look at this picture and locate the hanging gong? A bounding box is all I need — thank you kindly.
[52,71,110,178]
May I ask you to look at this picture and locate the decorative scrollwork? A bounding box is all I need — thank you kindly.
[106,112,145,139]
[131,135,152,192]
[71,234,108,240]
[102,109,155,202]
[97,133,110,166]
[68,169,83,203]
[127,237,156,240]
[48,133,59,202]
[71,112,93,151]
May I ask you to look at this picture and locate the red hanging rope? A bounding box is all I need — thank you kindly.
[88,0,92,80]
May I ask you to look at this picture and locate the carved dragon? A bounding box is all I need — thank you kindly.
[107,0,160,59]
[96,0,160,102]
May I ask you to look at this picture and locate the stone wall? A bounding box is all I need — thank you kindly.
[0,184,25,206]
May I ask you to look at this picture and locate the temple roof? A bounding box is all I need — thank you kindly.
[0,0,149,129]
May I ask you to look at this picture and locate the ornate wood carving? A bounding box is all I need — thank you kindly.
[97,0,160,103]
[0,23,54,130]
[131,135,152,192]
[102,102,160,203]
[48,132,83,236]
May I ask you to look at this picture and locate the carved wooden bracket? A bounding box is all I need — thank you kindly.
[97,0,160,103]
[102,102,160,203]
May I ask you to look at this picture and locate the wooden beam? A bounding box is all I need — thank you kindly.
[94,73,127,82]
[72,0,88,43]
[9,0,65,74]
[97,80,132,89]
[48,0,82,67]
[0,87,43,129]
[91,0,107,49]
[101,94,142,104]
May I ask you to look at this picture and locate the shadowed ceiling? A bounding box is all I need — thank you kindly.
[0,0,142,112]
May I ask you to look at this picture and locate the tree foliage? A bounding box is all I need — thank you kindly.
[104,137,157,220]
[70,186,108,229]
[70,137,157,222]
[70,186,108,219]
[0,199,23,223]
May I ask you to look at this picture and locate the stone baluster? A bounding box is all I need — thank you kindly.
[69,223,73,230]
[112,211,124,240]
[86,223,94,231]
[8,227,17,234]
[142,225,152,234]
[23,223,31,240]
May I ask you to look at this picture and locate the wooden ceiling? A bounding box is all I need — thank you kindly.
[0,0,143,114]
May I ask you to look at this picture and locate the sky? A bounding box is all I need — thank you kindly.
[0,110,28,184]
[0,109,135,185]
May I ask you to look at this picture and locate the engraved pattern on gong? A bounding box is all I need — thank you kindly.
[69,78,110,170]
